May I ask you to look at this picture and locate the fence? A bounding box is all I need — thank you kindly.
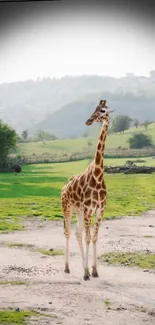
[8,147,155,165]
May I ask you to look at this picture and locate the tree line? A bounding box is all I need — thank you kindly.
[19,129,57,143]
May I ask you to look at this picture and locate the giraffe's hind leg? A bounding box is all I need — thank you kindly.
[62,198,72,274]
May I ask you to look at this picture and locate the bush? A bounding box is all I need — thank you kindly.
[128,133,153,149]
[0,120,17,166]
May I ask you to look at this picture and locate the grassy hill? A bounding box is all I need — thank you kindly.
[16,123,155,157]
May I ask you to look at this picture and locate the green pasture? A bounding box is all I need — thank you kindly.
[0,158,155,233]
[15,123,155,156]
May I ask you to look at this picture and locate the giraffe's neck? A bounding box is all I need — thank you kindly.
[94,122,109,169]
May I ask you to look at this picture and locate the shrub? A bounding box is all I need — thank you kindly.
[128,133,153,149]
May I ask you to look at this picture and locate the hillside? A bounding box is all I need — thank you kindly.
[16,123,155,157]
[33,92,155,138]
[0,73,155,135]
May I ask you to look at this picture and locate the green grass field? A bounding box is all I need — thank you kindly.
[15,123,155,156]
[0,158,155,233]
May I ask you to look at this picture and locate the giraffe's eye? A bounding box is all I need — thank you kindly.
[100,109,105,113]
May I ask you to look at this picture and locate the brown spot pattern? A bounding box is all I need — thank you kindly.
[100,133,104,142]
[84,199,91,206]
[96,183,101,190]
[98,173,103,182]
[95,151,101,165]
[94,167,101,178]
[100,189,106,201]
[92,200,97,208]
[73,192,79,201]
[85,188,92,199]
[89,176,96,188]
[93,190,98,201]
[87,173,91,182]
[83,184,87,192]
[73,179,78,192]
[79,174,85,187]
[77,186,82,197]
[97,142,102,151]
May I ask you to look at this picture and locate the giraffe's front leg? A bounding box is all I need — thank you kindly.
[75,213,85,270]
[63,206,72,274]
[83,212,91,280]
[92,207,104,278]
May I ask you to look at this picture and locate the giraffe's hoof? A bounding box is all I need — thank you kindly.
[83,275,90,281]
[64,266,70,274]
[83,268,90,280]
[92,270,99,278]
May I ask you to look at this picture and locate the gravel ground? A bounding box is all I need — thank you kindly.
[0,211,155,325]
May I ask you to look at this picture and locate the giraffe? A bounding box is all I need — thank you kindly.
[61,99,111,280]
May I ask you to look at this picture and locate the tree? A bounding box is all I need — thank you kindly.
[111,115,132,133]
[0,120,17,166]
[142,120,151,131]
[21,129,28,141]
[36,129,56,144]
[133,119,139,129]
[128,133,153,149]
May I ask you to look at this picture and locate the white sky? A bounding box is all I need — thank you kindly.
[0,3,155,83]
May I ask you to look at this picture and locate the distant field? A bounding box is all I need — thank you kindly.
[15,123,155,156]
[0,157,155,232]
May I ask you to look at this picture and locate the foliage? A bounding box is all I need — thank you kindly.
[111,115,132,133]
[21,129,28,141]
[128,133,153,149]
[35,129,56,143]
[0,159,155,232]
[133,119,139,129]
[0,120,17,166]
[142,120,152,130]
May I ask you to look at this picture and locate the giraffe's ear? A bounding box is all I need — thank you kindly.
[99,99,107,106]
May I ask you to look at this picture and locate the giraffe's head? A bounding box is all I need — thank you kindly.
[85,100,110,126]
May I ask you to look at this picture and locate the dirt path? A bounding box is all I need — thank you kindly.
[0,211,155,325]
